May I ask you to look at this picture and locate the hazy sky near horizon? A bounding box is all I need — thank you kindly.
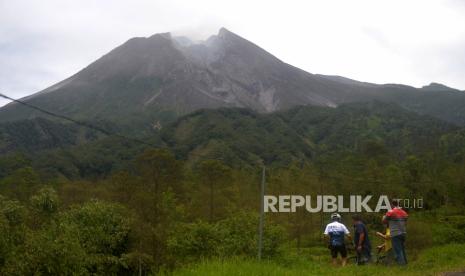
[1,0,465,107]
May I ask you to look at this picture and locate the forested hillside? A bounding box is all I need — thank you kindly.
[4,101,464,171]
[1,102,465,274]
[163,102,463,165]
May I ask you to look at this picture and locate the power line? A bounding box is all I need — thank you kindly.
[0,92,155,147]
[0,92,224,161]
[4,92,427,171]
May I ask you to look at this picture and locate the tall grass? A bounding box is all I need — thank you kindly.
[170,244,465,276]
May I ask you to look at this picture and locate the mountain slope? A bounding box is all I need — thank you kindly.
[0,118,98,154]
[2,102,465,178]
[161,102,463,166]
[0,28,367,123]
[1,28,465,128]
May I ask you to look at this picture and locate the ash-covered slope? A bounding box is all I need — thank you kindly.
[1,28,465,127]
[0,28,374,125]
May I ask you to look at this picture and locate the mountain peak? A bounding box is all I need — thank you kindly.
[3,29,465,127]
[421,82,457,91]
[218,27,232,37]
[149,32,172,40]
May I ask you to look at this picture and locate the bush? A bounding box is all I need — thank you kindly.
[60,200,132,256]
[431,216,465,245]
[2,200,133,275]
[405,220,433,251]
[168,212,286,265]
[168,220,222,263]
[30,186,59,215]
[219,212,285,258]
[2,226,88,275]
[0,196,27,226]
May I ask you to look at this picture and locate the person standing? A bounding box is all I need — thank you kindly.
[352,214,372,265]
[324,213,351,266]
[383,199,408,265]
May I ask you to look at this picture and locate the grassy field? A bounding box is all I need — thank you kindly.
[170,244,465,276]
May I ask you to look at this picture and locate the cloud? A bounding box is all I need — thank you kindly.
[1,0,464,107]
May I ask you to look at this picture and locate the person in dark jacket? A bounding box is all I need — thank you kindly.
[352,214,371,265]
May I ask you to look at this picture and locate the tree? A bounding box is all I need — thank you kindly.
[0,197,28,268]
[2,200,132,275]
[197,160,231,222]
[136,149,183,221]
[134,149,184,269]
[0,167,41,201]
[31,186,59,215]
[60,200,131,257]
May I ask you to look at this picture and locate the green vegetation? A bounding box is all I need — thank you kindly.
[1,102,465,274]
[172,243,465,276]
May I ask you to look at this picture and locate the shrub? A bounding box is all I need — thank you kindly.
[167,212,286,265]
[31,186,59,215]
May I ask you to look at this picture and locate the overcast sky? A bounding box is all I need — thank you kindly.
[1,0,465,107]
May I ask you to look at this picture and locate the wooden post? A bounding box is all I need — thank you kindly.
[258,166,266,260]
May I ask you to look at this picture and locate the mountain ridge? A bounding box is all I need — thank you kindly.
[1,28,465,128]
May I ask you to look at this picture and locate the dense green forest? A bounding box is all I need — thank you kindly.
[1,102,465,274]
